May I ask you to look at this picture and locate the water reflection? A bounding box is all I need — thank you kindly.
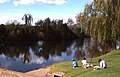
[0,38,117,72]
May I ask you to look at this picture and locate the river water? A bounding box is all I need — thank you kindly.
[0,38,119,72]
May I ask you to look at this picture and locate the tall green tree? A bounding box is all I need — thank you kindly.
[76,0,120,43]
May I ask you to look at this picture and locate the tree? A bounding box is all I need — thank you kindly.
[6,20,20,26]
[76,0,120,44]
[22,14,33,26]
[44,17,51,26]
[35,19,43,26]
[67,18,74,26]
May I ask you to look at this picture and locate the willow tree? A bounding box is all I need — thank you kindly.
[22,14,33,26]
[76,0,120,43]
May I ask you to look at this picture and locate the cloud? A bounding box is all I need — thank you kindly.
[13,0,34,6]
[13,0,67,6]
[0,14,24,24]
[0,0,8,3]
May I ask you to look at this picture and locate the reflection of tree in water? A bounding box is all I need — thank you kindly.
[0,38,117,64]
[31,40,74,60]
[82,39,116,59]
[65,38,84,60]
[73,38,116,60]
[66,48,72,56]
[0,40,74,64]
[0,41,35,63]
[74,50,84,60]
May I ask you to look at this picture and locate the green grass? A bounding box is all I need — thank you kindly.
[50,50,120,77]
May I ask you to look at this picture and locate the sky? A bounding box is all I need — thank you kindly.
[0,0,92,25]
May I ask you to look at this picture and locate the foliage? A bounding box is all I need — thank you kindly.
[76,0,120,43]
[35,18,76,40]
[0,17,76,41]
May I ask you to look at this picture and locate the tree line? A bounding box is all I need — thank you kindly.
[0,14,77,44]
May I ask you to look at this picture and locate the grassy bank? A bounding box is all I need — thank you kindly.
[50,50,120,77]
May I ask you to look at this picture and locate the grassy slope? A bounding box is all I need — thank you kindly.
[50,50,120,77]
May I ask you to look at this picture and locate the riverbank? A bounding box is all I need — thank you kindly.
[0,50,120,77]
[0,67,51,77]
[50,50,120,77]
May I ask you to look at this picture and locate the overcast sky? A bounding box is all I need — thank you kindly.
[0,0,92,24]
